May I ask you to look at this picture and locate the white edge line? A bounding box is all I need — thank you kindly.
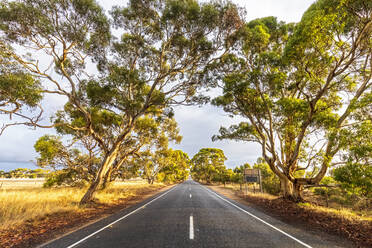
[203,186,312,248]
[189,215,194,240]
[66,185,177,248]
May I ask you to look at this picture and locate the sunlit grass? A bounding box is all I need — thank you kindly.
[297,202,372,221]
[217,183,371,220]
[222,183,277,200]
[0,180,164,229]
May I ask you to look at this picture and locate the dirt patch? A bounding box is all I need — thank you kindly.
[0,185,172,248]
[208,185,372,248]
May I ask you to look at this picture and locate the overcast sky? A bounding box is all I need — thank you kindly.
[0,0,314,171]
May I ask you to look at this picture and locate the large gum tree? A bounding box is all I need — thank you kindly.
[211,0,371,201]
[0,0,242,203]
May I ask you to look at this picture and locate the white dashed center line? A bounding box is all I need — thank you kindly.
[189,215,194,240]
[190,194,192,198]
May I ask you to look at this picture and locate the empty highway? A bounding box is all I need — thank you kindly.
[41,180,351,248]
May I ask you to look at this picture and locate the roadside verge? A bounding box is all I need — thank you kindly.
[207,185,372,248]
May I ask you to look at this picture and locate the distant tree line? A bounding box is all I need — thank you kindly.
[0,168,50,178]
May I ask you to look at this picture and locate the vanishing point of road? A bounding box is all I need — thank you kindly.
[41,180,352,248]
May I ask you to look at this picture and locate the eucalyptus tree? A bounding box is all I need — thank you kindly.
[0,0,242,203]
[0,41,43,134]
[212,0,371,201]
[140,149,169,184]
[0,0,111,202]
[101,114,182,187]
[136,133,180,185]
[191,148,227,183]
[333,119,372,198]
[158,150,190,183]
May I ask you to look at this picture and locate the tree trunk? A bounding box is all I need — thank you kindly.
[101,166,114,190]
[280,177,293,198]
[292,181,304,202]
[279,177,304,202]
[80,151,118,204]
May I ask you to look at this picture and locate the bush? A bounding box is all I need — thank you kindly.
[253,162,281,195]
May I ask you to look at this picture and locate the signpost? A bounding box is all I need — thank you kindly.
[243,168,262,193]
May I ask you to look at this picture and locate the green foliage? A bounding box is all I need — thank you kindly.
[0,42,42,131]
[312,176,338,196]
[44,169,87,187]
[116,163,140,180]
[0,0,110,61]
[210,1,372,201]
[127,119,183,184]
[230,163,251,184]
[0,69,42,108]
[0,168,50,178]
[191,148,227,183]
[253,162,280,195]
[334,163,372,198]
[34,135,65,167]
[34,135,100,186]
[157,150,190,183]
[0,0,242,202]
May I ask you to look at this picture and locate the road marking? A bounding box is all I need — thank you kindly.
[65,185,178,248]
[190,194,192,198]
[189,215,194,240]
[203,187,312,248]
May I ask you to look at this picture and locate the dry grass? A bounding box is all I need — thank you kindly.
[215,183,372,220]
[222,183,277,200]
[0,179,45,189]
[0,180,164,229]
[297,202,372,222]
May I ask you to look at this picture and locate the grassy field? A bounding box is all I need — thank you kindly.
[0,180,165,230]
[0,178,45,188]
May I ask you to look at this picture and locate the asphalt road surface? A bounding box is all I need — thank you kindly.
[41,180,352,248]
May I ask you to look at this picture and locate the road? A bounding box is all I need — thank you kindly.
[41,180,351,248]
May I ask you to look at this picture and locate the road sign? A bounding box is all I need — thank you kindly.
[244,168,259,176]
[243,168,263,193]
[245,175,258,183]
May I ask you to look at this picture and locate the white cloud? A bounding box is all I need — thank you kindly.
[171,104,261,168]
[236,0,314,23]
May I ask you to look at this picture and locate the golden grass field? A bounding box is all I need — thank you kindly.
[0,180,165,230]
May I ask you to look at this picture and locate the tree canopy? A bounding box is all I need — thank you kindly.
[0,41,43,134]
[0,0,370,205]
[191,148,227,183]
[0,0,242,203]
[211,0,371,201]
